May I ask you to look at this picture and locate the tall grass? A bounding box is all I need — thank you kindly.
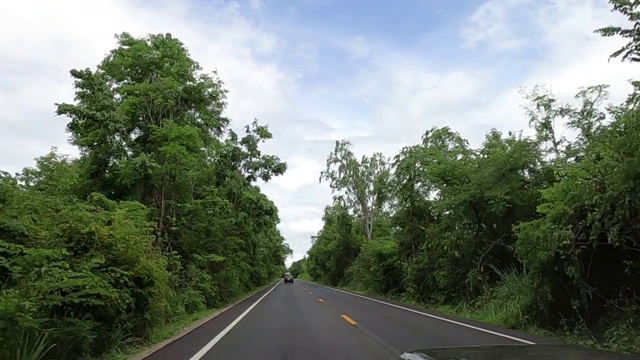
[472,265,536,329]
[8,329,55,360]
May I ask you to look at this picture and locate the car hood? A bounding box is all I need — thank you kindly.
[397,344,639,360]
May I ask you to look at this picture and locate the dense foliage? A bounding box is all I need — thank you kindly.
[0,33,290,359]
[303,2,640,354]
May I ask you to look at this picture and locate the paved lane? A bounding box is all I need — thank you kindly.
[145,279,557,360]
[201,281,398,360]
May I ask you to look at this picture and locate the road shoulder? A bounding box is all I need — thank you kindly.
[127,281,279,360]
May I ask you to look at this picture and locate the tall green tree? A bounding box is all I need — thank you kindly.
[56,32,231,242]
[320,140,390,240]
[306,204,361,285]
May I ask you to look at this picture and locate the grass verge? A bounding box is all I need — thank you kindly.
[101,281,278,360]
[297,272,313,281]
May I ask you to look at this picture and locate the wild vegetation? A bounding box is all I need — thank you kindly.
[300,0,640,355]
[0,33,290,359]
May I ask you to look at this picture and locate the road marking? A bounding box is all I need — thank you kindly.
[305,281,535,345]
[318,298,324,303]
[341,314,357,325]
[189,282,280,359]
[308,291,312,295]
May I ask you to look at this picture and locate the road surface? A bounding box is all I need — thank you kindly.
[145,279,556,360]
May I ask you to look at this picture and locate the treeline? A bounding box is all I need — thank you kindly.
[0,33,290,359]
[297,1,640,354]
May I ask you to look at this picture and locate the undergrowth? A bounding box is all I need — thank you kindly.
[297,272,313,281]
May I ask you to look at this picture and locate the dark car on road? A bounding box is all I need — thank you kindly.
[283,272,294,284]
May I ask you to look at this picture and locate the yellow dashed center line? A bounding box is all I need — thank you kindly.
[341,314,357,326]
[318,298,324,303]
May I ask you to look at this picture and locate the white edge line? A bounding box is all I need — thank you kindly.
[304,280,535,345]
[189,281,281,360]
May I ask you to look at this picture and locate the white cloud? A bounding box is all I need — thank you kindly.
[353,0,640,151]
[271,155,324,192]
[282,218,324,235]
[346,36,371,62]
[460,0,532,51]
[462,0,640,146]
[250,0,265,12]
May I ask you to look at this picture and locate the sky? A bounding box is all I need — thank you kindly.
[1,0,639,266]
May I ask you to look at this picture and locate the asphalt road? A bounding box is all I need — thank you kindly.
[145,279,556,360]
